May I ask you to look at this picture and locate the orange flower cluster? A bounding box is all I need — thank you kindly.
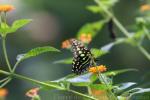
[89,65,107,73]
[61,39,71,49]
[0,88,8,97]
[26,88,39,98]
[0,5,15,12]
[140,4,150,12]
[79,33,92,44]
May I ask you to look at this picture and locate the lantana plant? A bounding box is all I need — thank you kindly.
[0,0,150,100]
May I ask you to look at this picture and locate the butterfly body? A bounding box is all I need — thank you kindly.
[69,39,93,74]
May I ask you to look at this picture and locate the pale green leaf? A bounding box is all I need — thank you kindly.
[105,68,138,76]
[0,22,10,36]
[53,58,72,64]
[17,46,60,61]
[86,5,101,13]
[10,19,32,33]
[113,82,137,93]
[91,48,107,58]
[77,20,106,39]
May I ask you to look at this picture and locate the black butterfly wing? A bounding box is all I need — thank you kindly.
[72,49,92,74]
[70,39,93,74]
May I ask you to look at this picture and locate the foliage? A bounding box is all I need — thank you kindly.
[0,0,150,100]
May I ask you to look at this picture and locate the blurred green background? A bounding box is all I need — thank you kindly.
[0,0,150,100]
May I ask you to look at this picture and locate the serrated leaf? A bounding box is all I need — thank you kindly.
[104,68,138,76]
[77,20,106,39]
[17,46,60,61]
[91,48,108,58]
[53,58,72,64]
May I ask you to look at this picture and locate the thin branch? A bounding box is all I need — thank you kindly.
[0,70,97,100]
[2,37,12,71]
[138,45,150,60]
[94,0,130,37]
[12,60,22,72]
[0,78,11,88]
[0,77,9,83]
[68,89,97,100]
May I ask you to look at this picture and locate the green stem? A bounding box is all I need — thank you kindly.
[94,0,150,61]
[137,45,150,60]
[0,77,9,83]
[94,0,130,37]
[68,89,97,100]
[0,70,96,100]
[2,37,12,71]
[12,60,21,72]
[0,78,11,88]
[143,26,150,40]
[87,86,92,95]
[91,58,117,100]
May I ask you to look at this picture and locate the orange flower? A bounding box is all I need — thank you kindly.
[0,88,8,97]
[26,88,39,98]
[61,39,71,49]
[140,4,150,12]
[79,33,92,44]
[89,65,107,73]
[0,5,15,12]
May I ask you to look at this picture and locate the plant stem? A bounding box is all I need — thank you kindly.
[94,0,130,37]
[91,56,117,100]
[12,60,21,72]
[0,78,11,88]
[94,0,150,61]
[137,45,150,60]
[0,70,96,100]
[0,77,9,83]
[87,86,92,95]
[68,89,97,100]
[143,26,150,40]
[2,37,12,71]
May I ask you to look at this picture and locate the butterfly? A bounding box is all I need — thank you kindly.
[69,39,94,75]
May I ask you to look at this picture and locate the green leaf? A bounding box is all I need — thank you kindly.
[101,0,118,7]
[0,22,10,36]
[122,88,150,98]
[100,42,115,52]
[0,19,31,36]
[10,19,32,33]
[86,5,101,13]
[66,73,93,86]
[53,58,72,64]
[17,46,60,61]
[87,0,118,13]
[77,20,106,39]
[91,48,108,58]
[99,74,113,85]
[113,82,137,94]
[105,68,138,76]
[90,84,112,90]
